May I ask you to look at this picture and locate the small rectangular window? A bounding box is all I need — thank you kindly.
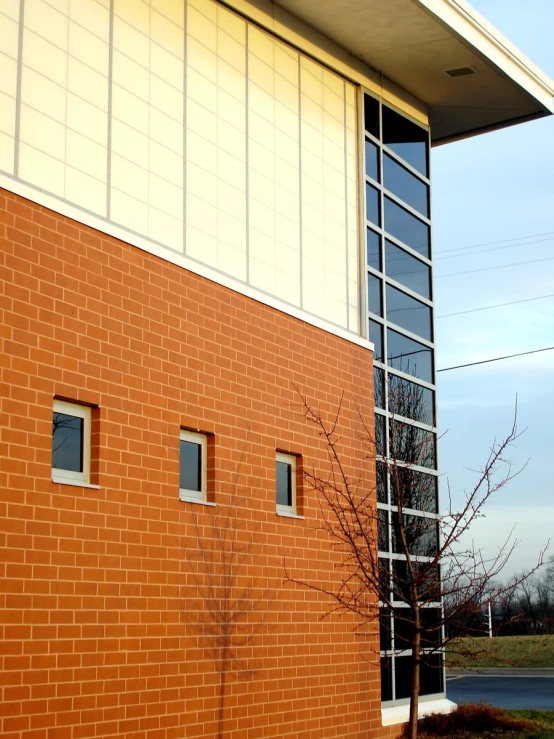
[180,430,208,503]
[276,453,296,515]
[52,400,91,485]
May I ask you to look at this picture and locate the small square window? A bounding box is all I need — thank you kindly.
[52,400,91,485]
[179,430,208,503]
[276,452,296,515]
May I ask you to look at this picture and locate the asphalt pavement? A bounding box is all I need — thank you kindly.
[447,675,554,710]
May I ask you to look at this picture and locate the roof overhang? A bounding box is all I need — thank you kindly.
[273,0,554,143]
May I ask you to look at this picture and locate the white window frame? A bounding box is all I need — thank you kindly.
[276,452,297,516]
[179,430,208,504]
[52,400,91,486]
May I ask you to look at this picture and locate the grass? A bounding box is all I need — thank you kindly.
[411,704,554,739]
[508,710,554,737]
[447,635,554,669]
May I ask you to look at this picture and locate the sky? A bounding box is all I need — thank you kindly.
[432,0,554,576]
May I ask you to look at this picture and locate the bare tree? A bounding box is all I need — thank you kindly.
[284,384,548,739]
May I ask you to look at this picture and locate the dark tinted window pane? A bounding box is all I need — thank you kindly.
[390,421,436,469]
[369,320,384,362]
[374,367,385,409]
[393,560,412,603]
[395,654,444,699]
[390,468,438,513]
[376,460,387,504]
[420,655,444,696]
[388,375,435,426]
[380,609,392,651]
[378,508,388,552]
[393,560,441,603]
[52,413,84,472]
[394,608,414,650]
[385,240,430,299]
[276,460,292,506]
[384,197,429,258]
[386,284,432,341]
[387,329,433,383]
[379,558,391,599]
[395,656,412,699]
[365,138,380,182]
[381,657,393,701]
[364,94,380,139]
[180,440,201,491]
[384,154,429,216]
[375,413,386,457]
[366,183,381,226]
[382,105,428,176]
[421,609,443,649]
[393,513,439,557]
[368,274,383,317]
[367,229,381,271]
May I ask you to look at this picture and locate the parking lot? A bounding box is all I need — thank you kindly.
[447,675,554,710]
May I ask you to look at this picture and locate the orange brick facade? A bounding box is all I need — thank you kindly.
[0,189,392,739]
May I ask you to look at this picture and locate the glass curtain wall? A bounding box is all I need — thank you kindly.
[363,93,444,704]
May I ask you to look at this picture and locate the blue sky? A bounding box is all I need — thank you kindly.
[433,0,554,575]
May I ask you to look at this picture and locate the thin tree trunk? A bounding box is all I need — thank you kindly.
[217,641,230,739]
[408,628,421,739]
[217,665,227,739]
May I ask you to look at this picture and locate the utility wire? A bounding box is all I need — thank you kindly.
[436,254,554,279]
[435,236,554,261]
[437,346,554,373]
[436,292,554,319]
[434,230,554,255]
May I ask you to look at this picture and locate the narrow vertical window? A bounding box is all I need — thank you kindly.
[179,430,208,503]
[276,453,297,515]
[52,400,91,485]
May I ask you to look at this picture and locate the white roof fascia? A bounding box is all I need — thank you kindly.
[417,0,554,112]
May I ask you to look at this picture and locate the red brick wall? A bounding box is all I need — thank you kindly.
[0,188,386,739]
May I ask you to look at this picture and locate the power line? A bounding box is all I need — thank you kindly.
[437,346,554,373]
[435,254,554,279]
[434,230,554,256]
[435,236,554,261]
[436,292,554,319]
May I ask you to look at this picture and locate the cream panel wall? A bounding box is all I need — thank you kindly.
[0,0,19,175]
[186,0,247,281]
[111,0,185,249]
[247,26,300,306]
[0,0,361,337]
[19,0,110,214]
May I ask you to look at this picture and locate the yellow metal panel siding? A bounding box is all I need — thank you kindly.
[0,1,19,175]
[0,0,363,336]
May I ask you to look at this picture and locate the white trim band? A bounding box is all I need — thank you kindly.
[382,698,457,726]
[0,176,374,355]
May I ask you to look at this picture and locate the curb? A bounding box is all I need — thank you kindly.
[447,668,554,677]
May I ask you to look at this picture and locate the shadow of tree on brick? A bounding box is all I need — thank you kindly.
[185,456,272,739]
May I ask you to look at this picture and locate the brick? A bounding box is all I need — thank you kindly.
[0,189,385,739]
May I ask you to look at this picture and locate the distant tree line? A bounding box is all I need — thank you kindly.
[446,556,554,638]
[494,556,554,635]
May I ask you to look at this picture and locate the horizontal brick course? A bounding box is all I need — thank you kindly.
[0,189,396,738]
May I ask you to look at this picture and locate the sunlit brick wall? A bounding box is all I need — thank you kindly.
[0,189,387,739]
